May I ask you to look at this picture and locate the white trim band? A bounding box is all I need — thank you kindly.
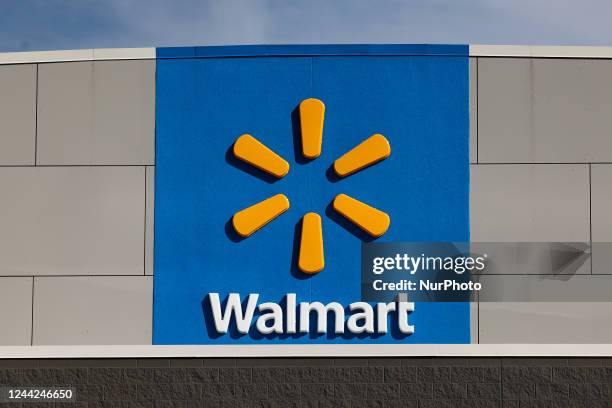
[3,45,612,64]
[0,48,156,65]
[4,45,612,64]
[1,344,612,359]
[470,44,612,58]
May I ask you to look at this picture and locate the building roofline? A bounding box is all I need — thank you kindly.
[470,44,612,58]
[2,44,612,64]
[156,44,468,58]
[0,47,155,65]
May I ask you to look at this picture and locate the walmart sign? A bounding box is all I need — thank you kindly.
[153,44,470,344]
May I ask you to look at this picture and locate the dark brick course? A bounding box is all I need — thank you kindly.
[2,358,612,406]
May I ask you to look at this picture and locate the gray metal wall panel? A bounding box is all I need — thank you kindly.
[478,58,532,163]
[479,301,612,343]
[32,276,152,345]
[477,275,612,302]
[470,164,590,245]
[478,58,612,163]
[0,167,144,276]
[0,277,32,345]
[591,164,612,274]
[0,64,36,165]
[36,60,155,165]
[145,166,154,276]
[471,161,598,342]
[470,302,479,344]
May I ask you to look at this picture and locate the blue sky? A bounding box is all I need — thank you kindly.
[1,0,612,52]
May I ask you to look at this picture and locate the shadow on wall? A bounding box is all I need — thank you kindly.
[225,144,280,184]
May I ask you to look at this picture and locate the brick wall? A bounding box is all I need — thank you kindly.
[2,358,612,407]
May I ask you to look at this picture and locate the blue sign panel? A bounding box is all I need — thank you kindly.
[154,45,470,344]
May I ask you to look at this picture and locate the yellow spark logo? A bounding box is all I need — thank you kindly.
[231,98,391,274]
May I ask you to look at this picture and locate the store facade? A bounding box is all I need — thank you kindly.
[1,44,612,406]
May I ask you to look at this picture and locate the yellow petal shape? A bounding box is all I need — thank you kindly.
[233,134,290,178]
[299,98,325,159]
[232,194,290,237]
[333,134,391,177]
[332,194,390,237]
[298,212,325,274]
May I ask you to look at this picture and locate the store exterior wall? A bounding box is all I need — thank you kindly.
[0,52,156,347]
[471,53,612,343]
[2,45,612,346]
[1,43,612,405]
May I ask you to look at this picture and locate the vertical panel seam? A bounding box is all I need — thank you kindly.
[34,64,39,165]
[309,57,313,93]
[476,58,479,164]
[144,166,147,276]
[473,58,480,344]
[477,293,480,344]
[589,163,593,274]
[153,59,157,166]
[472,59,477,345]
[149,274,154,345]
